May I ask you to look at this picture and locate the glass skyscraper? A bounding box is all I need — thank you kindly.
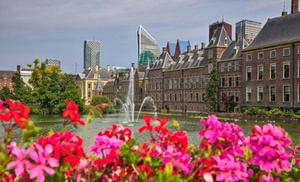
[84,40,100,70]
[137,25,160,62]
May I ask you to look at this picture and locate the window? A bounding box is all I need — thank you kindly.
[190,93,193,101]
[208,63,213,73]
[298,60,300,77]
[179,93,182,101]
[221,63,225,72]
[246,87,251,102]
[246,66,252,81]
[190,77,193,88]
[258,52,264,59]
[235,76,239,86]
[202,76,205,88]
[258,65,263,80]
[228,62,233,72]
[184,78,188,88]
[164,79,168,89]
[257,86,263,102]
[179,78,182,89]
[196,93,199,101]
[165,94,168,101]
[298,85,300,102]
[174,79,177,89]
[235,92,239,102]
[208,49,213,59]
[202,93,205,101]
[174,94,177,101]
[88,91,91,98]
[283,48,290,56]
[221,77,225,87]
[246,54,252,61]
[270,63,276,79]
[298,46,300,54]
[195,76,199,88]
[228,77,232,87]
[283,62,290,78]
[169,94,172,101]
[235,61,239,71]
[270,86,276,102]
[169,79,172,89]
[270,50,276,58]
[284,85,290,102]
[88,83,91,89]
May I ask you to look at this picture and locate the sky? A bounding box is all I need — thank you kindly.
[0,0,286,74]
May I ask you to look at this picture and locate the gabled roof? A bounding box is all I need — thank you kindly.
[167,47,205,71]
[207,26,231,47]
[166,42,176,57]
[173,39,191,60]
[0,70,16,79]
[94,75,103,90]
[246,12,300,50]
[220,38,249,60]
[152,51,174,69]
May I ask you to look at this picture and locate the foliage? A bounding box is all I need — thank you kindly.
[90,95,115,114]
[1,99,300,181]
[0,86,12,101]
[204,68,220,111]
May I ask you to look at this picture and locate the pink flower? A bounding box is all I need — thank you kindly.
[212,154,248,182]
[6,146,34,176]
[89,135,124,155]
[29,143,59,182]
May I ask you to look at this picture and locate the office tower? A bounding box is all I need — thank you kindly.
[45,58,61,68]
[235,20,261,42]
[84,40,100,70]
[137,25,160,62]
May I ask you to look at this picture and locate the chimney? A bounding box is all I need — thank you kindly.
[131,63,135,68]
[236,33,241,41]
[194,45,199,51]
[162,47,167,53]
[107,65,110,71]
[187,45,191,52]
[201,42,206,49]
[17,65,21,72]
[292,0,299,14]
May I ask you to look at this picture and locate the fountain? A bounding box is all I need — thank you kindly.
[136,96,157,121]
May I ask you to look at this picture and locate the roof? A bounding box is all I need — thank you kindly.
[0,70,17,79]
[166,47,205,71]
[94,75,103,90]
[220,38,249,60]
[207,26,231,47]
[151,51,174,69]
[246,12,300,50]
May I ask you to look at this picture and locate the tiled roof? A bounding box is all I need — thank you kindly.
[220,39,249,60]
[167,48,205,71]
[0,70,17,79]
[82,66,112,79]
[246,12,300,49]
[152,51,174,69]
[207,26,231,47]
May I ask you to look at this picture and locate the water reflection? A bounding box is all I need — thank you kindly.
[1,114,299,152]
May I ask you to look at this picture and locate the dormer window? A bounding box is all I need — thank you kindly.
[225,38,228,45]
[234,46,239,55]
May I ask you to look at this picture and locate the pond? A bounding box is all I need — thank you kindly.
[1,113,300,152]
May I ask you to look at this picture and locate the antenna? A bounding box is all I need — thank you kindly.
[222,15,224,22]
[283,1,286,11]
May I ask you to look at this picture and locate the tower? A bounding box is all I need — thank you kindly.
[137,25,160,63]
[235,20,262,42]
[209,21,232,41]
[84,40,100,70]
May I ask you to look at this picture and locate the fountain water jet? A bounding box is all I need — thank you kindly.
[136,96,157,121]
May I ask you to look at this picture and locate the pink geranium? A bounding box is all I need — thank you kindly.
[6,145,34,176]
[29,143,59,182]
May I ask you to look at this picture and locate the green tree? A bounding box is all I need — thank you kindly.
[11,72,33,104]
[0,86,12,100]
[204,68,220,112]
[58,84,85,113]
[90,95,115,114]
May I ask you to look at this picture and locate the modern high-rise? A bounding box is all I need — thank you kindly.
[137,25,160,61]
[235,20,261,42]
[45,58,61,68]
[84,40,100,70]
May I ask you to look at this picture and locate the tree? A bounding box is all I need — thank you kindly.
[204,68,220,112]
[11,72,33,104]
[90,95,115,114]
[0,86,12,101]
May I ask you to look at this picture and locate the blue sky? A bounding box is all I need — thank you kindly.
[0,0,285,73]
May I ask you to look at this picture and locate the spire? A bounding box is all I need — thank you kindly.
[94,75,103,91]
